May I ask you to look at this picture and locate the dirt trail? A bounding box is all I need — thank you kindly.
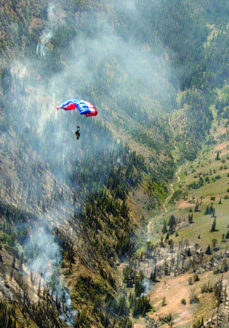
[164,165,182,212]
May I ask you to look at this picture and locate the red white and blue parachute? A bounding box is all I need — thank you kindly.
[56,98,98,117]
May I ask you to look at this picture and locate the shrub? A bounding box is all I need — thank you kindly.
[188,277,193,285]
[181,298,186,305]
[193,317,204,328]
[162,297,167,306]
[190,295,199,304]
[193,274,200,282]
[201,283,213,293]
[159,314,172,323]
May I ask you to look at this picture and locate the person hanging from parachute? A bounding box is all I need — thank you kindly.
[56,98,98,140]
[75,126,80,140]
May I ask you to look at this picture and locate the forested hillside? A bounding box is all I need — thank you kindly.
[0,0,228,327]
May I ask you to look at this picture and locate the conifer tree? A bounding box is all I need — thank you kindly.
[205,245,212,255]
[188,214,193,224]
[168,215,176,234]
[210,218,216,232]
[204,205,209,215]
[162,220,167,233]
[194,202,199,212]
[150,267,157,282]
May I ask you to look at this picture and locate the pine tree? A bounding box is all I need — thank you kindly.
[117,296,128,316]
[210,218,216,232]
[194,202,199,212]
[168,215,176,234]
[162,220,167,233]
[186,248,192,257]
[204,205,209,215]
[211,208,216,218]
[212,239,217,250]
[150,267,157,282]
[205,245,212,255]
[188,214,193,224]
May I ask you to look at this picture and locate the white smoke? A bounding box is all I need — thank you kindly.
[36,2,60,57]
[27,226,61,281]
[142,277,154,296]
[25,225,77,324]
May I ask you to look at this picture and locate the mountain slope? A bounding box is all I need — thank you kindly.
[0,0,228,327]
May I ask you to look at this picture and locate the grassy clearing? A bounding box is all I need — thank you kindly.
[165,124,229,250]
[134,124,229,328]
[170,200,229,250]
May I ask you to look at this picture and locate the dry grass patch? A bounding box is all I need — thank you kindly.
[147,271,229,328]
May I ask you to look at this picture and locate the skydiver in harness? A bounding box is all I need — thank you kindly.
[75,126,80,140]
[56,99,98,141]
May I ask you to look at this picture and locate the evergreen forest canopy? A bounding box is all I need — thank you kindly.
[0,0,228,327]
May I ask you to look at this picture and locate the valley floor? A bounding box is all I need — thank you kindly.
[130,124,229,328]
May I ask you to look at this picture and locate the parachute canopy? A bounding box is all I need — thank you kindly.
[56,98,98,117]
